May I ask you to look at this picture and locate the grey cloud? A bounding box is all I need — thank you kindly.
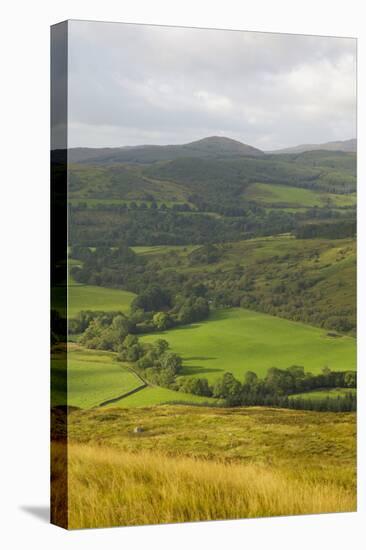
[67,20,356,149]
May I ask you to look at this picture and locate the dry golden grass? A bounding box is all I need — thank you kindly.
[51,406,356,528]
[55,442,356,529]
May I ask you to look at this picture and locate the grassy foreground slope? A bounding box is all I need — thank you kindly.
[52,406,356,528]
[142,308,356,381]
[62,443,354,528]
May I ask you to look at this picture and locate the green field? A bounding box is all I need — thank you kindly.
[245,182,356,208]
[142,308,356,381]
[328,193,357,207]
[67,284,135,318]
[291,388,356,401]
[131,244,199,256]
[53,280,135,318]
[52,347,215,409]
[52,348,143,408]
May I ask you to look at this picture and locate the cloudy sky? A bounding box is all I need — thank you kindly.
[67,20,356,150]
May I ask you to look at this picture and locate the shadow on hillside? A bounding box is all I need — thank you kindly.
[182,365,221,376]
[155,309,235,336]
[167,323,202,331]
[184,356,216,361]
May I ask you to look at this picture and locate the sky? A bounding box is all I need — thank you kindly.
[67,20,357,150]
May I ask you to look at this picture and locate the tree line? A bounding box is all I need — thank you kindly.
[177,366,356,412]
[68,205,299,248]
[295,221,356,239]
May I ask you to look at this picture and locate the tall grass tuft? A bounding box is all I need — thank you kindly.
[57,443,356,529]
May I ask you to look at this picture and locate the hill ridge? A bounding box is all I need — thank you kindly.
[63,136,264,164]
[269,138,356,155]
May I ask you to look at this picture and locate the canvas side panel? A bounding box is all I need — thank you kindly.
[50,20,69,530]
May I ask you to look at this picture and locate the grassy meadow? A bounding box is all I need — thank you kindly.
[52,346,218,409]
[53,282,135,319]
[245,182,356,209]
[142,308,356,382]
[52,347,143,408]
[52,405,356,528]
[131,244,199,256]
[291,388,357,401]
[67,285,135,318]
[68,284,135,317]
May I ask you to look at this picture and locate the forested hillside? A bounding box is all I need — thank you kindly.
[65,136,356,335]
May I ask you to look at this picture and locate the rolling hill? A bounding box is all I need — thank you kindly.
[55,136,357,167]
[63,136,356,231]
[270,138,357,155]
[64,136,264,164]
[67,148,356,210]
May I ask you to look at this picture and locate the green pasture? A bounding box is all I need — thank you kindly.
[53,266,135,318]
[67,285,135,318]
[290,388,356,401]
[328,193,356,208]
[131,244,199,256]
[51,347,217,410]
[141,308,356,382]
[52,348,142,408]
[245,182,356,209]
[171,235,354,275]
[246,183,323,207]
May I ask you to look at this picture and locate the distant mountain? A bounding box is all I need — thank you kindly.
[182,136,264,157]
[269,139,356,155]
[65,136,264,164]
